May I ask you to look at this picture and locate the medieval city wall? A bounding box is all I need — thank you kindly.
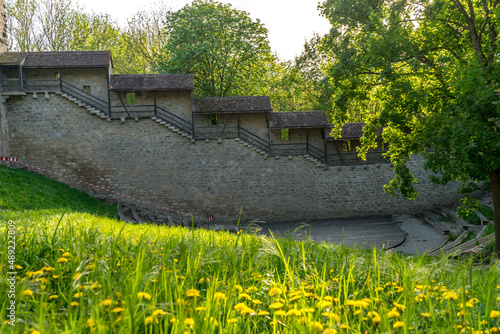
[4,92,461,223]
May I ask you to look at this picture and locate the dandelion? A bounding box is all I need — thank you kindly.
[195,306,207,311]
[15,265,22,269]
[322,329,338,334]
[21,289,33,297]
[112,307,124,313]
[251,299,262,305]
[312,321,323,331]
[73,273,82,280]
[239,293,251,300]
[233,285,243,293]
[421,312,431,318]
[62,252,71,257]
[258,311,270,316]
[73,292,83,298]
[287,309,302,316]
[71,301,79,307]
[56,257,68,263]
[443,291,459,300]
[145,316,157,325]
[213,292,226,301]
[52,275,59,279]
[491,310,500,319]
[86,318,94,328]
[387,309,400,318]
[48,295,58,301]
[393,301,406,311]
[393,321,404,328]
[322,312,340,322]
[186,289,200,298]
[269,287,282,296]
[317,300,332,308]
[240,307,256,315]
[275,310,286,316]
[227,318,238,323]
[184,318,195,327]
[269,302,284,309]
[100,299,113,307]
[137,292,151,301]
[152,309,167,317]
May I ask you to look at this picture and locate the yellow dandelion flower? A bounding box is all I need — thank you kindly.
[137,292,152,301]
[317,300,332,308]
[240,306,256,315]
[269,287,282,296]
[275,310,286,316]
[287,309,302,316]
[100,299,113,307]
[62,252,71,257]
[195,306,206,311]
[29,330,40,334]
[213,292,226,301]
[152,309,166,317]
[73,273,82,280]
[52,275,59,279]
[353,300,369,308]
[269,302,284,309]
[186,289,200,298]
[232,285,243,293]
[239,293,251,300]
[227,318,238,323]
[312,321,323,331]
[372,316,381,325]
[145,316,157,325]
[15,265,22,270]
[112,307,124,313]
[393,321,404,328]
[251,299,262,305]
[86,318,94,328]
[71,301,79,307]
[21,289,33,297]
[302,307,315,313]
[443,291,459,300]
[258,310,270,316]
[322,312,340,322]
[56,257,68,263]
[170,317,177,324]
[421,312,431,318]
[322,329,338,334]
[184,318,195,327]
[491,310,500,319]
[387,310,400,318]
[246,287,258,293]
[48,295,58,301]
[176,298,187,305]
[393,301,406,311]
[73,292,83,298]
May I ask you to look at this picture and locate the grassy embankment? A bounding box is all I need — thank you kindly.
[0,166,499,333]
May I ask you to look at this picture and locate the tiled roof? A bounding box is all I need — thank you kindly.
[269,111,329,129]
[327,123,383,140]
[194,96,272,114]
[109,74,194,91]
[0,51,112,68]
[0,52,27,66]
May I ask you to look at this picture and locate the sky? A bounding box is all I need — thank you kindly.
[77,0,332,61]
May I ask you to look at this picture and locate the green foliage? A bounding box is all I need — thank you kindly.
[155,0,272,97]
[320,0,500,249]
[479,205,495,221]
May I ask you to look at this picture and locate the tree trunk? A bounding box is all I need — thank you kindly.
[489,167,500,256]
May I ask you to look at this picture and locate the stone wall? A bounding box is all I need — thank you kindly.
[0,0,7,53]
[4,92,461,224]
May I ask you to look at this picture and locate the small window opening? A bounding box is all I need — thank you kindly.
[281,129,289,141]
[83,85,91,95]
[209,114,218,126]
[343,140,351,151]
[126,92,136,104]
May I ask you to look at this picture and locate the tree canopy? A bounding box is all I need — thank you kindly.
[155,0,272,97]
[320,0,500,253]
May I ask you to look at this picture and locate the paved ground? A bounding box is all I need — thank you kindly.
[392,214,445,254]
[256,216,407,250]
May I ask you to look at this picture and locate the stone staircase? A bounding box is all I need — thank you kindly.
[55,91,109,120]
[151,116,193,139]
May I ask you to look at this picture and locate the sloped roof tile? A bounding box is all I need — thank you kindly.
[109,74,194,91]
[194,96,272,113]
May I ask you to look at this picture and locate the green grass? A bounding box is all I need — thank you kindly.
[1,166,500,333]
[463,212,482,226]
[478,206,495,221]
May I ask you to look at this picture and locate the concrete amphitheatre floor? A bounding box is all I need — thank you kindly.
[255,215,444,253]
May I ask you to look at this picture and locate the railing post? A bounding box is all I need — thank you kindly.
[323,129,328,165]
[237,114,240,137]
[306,130,309,154]
[59,70,62,92]
[266,113,271,154]
[154,91,157,117]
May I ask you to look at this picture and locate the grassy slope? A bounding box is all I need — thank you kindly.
[1,166,500,333]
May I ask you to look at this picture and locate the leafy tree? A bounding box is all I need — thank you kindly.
[155,0,272,97]
[320,0,500,253]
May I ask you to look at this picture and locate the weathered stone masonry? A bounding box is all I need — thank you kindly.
[0,51,460,223]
